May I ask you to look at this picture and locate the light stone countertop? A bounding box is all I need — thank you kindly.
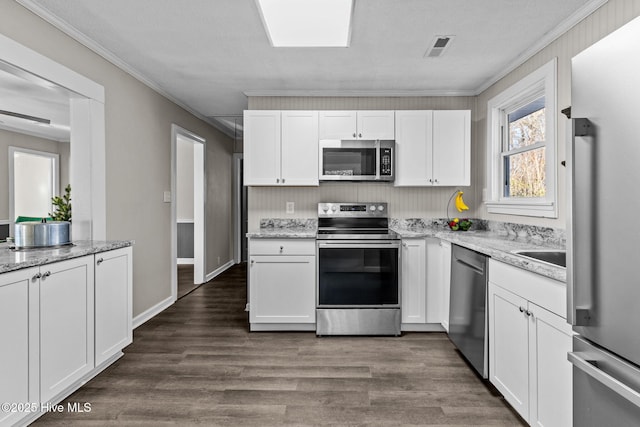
[392,225,566,282]
[247,218,566,282]
[0,240,133,274]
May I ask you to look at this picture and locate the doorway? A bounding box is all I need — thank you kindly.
[233,153,248,263]
[171,125,206,301]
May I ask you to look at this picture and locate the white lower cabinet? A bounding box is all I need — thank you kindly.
[95,247,133,366]
[401,238,450,331]
[488,260,572,427]
[0,248,133,427]
[249,239,316,329]
[438,240,452,332]
[401,238,426,324]
[0,268,37,427]
[39,256,95,404]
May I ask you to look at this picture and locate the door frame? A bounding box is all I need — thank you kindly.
[171,124,206,301]
[233,153,244,263]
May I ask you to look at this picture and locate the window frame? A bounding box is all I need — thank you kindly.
[485,58,558,218]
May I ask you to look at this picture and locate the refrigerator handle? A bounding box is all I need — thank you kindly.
[567,118,595,326]
[568,351,640,408]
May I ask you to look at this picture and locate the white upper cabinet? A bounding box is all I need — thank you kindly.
[244,110,281,186]
[281,111,319,186]
[319,110,395,140]
[395,110,470,186]
[433,110,471,186]
[244,110,319,186]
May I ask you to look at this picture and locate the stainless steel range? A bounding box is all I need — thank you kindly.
[316,202,401,336]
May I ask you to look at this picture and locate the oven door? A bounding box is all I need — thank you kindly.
[319,140,379,181]
[317,240,400,308]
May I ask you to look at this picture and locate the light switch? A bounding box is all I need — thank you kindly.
[286,201,295,214]
[163,191,171,203]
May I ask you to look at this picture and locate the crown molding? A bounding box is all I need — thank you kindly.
[243,89,477,98]
[473,0,609,95]
[15,0,223,132]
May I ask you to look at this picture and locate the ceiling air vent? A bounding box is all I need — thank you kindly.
[424,35,455,58]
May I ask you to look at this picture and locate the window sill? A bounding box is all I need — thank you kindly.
[485,200,557,218]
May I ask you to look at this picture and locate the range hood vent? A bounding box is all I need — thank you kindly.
[425,35,455,58]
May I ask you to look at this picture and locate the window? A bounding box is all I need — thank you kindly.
[486,59,557,217]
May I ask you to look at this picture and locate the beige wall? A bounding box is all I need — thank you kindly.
[0,1,234,317]
[0,128,70,221]
[247,96,477,230]
[474,0,640,228]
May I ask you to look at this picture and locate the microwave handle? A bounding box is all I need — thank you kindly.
[375,140,381,180]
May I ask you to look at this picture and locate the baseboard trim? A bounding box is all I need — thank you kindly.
[250,323,316,332]
[177,258,194,265]
[401,323,445,332]
[205,259,235,282]
[133,295,174,329]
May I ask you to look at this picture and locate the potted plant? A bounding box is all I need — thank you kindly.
[50,184,72,222]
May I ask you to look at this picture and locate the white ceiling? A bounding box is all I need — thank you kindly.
[7,0,604,138]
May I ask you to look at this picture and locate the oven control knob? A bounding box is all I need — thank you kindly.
[331,205,337,212]
[377,205,384,211]
[322,204,329,213]
[369,205,376,211]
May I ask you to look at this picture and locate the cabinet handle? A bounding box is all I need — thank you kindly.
[276,178,280,183]
[525,309,533,317]
[519,306,525,313]
[358,133,362,138]
[42,271,51,278]
[97,257,104,265]
[251,260,255,266]
[429,179,433,183]
[353,132,356,138]
[402,242,408,248]
[282,178,285,184]
[279,246,284,253]
[32,272,42,281]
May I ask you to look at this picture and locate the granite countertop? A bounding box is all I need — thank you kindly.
[247,219,317,239]
[392,219,566,282]
[248,218,566,282]
[0,240,133,274]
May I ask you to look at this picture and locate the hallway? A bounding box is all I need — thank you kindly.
[34,263,523,426]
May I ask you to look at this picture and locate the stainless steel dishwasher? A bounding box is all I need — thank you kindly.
[449,244,488,378]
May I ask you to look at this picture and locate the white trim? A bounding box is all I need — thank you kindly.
[401,323,445,332]
[205,259,235,283]
[171,125,207,301]
[233,153,243,264]
[250,323,316,331]
[486,59,558,218]
[243,89,477,97]
[132,295,174,329]
[177,258,194,265]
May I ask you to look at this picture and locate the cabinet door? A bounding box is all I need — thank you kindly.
[281,111,319,186]
[440,240,452,331]
[319,111,356,139]
[394,111,433,186]
[401,239,426,324]
[40,256,94,403]
[529,303,573,427]
[357,110,395,139]
[432,110,471,186]
[249,255,315,323]
[95,247,133,366]
[424,238,443,324]
[488,282,530,420]
[244,110,281,185]
[0,268,38,426]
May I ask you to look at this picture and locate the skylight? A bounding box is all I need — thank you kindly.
[256,0,354,47]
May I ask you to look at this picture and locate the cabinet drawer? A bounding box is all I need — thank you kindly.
[249,239,316,256]
[489,259,566,318]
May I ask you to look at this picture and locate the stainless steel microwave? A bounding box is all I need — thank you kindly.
[319,139,394,182]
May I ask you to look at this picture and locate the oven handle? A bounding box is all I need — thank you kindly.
[317,241,400,249]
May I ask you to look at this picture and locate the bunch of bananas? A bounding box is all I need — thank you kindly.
[455,191,469,212]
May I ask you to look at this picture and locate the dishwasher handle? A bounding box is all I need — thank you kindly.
[455,257,485,275]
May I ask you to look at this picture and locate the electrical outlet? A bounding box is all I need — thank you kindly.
[163,191,171,203]
[286,201,295,214]
[217,256,221,265]
[482,188,487,202]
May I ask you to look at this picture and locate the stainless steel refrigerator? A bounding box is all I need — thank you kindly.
[568,14,640,426]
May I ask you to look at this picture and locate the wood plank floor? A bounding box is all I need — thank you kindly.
[34,263,525,426]
[177,264,197,299]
